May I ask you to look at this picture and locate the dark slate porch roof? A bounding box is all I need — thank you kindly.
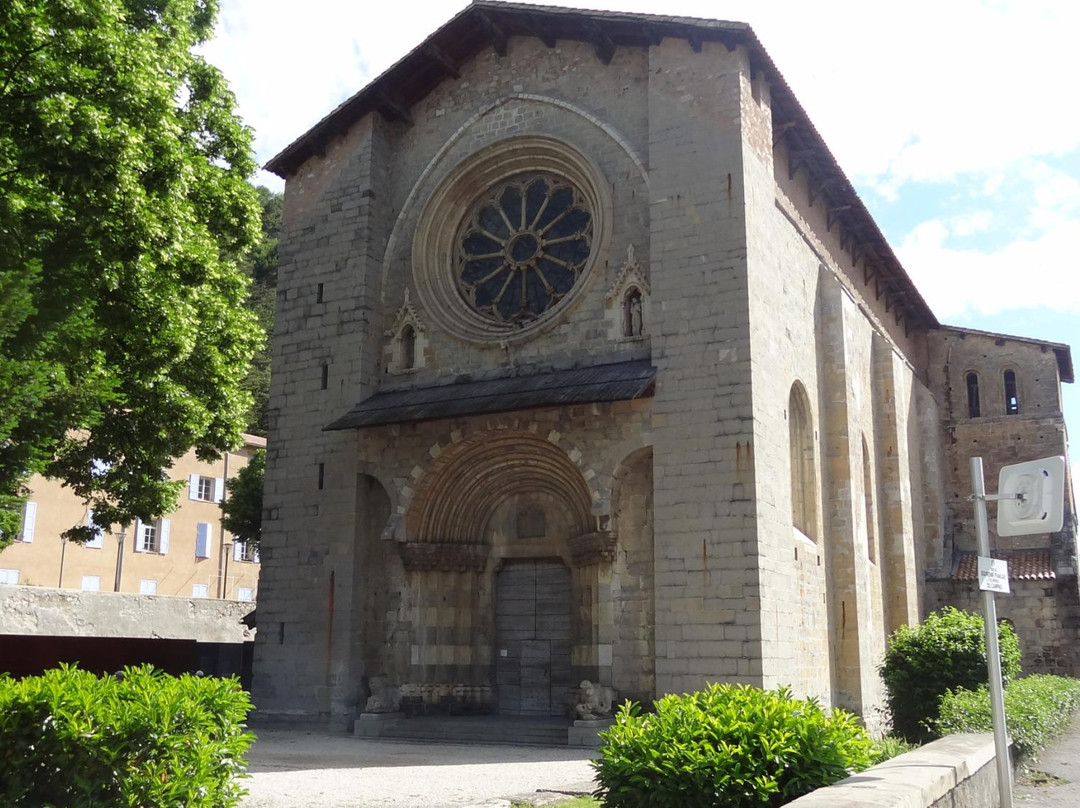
[325,360,656,430]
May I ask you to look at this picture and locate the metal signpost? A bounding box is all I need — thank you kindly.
[969,455,1066,808]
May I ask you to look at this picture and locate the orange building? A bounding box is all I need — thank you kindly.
[0,435,264,602]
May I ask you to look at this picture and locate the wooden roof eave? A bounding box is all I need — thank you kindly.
[264,1,939,330]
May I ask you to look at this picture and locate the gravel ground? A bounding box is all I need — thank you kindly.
[240,729,598,808]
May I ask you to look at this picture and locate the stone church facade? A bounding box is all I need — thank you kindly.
[253,2,1077,729]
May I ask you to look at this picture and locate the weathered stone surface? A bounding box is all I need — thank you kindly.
[250,6,1075,732]
[0,586,254,644]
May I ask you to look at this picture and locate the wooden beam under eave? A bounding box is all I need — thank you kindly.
[808,176,837,207]
[585,21,615,64]
[524,18,558,48]
[478,11,509,57]
[640,23,663,47]
[773,121,798,138]
[376,91,413,125]
[687,30,703,53]
[425,43,461,79]
[787,149,813,182]
[826,205,851,232]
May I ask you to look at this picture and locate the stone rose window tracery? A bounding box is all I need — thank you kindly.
[457,175,593,324]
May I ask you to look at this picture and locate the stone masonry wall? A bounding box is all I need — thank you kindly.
[926,329,1079,676]
[645,38,762,697]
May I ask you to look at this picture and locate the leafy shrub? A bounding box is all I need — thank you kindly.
[0,664,254,807]
[871,735,918,763]
[879,607,1021,743]
[934,674,1080,760]
[593,683,875,808]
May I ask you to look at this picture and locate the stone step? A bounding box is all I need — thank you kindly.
[372,716,572,747]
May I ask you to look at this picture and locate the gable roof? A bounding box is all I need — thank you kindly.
[266,0,938,330]
[939,325,1074,383]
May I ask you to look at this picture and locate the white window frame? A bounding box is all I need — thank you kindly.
[237,586,254,602]
[137,520,158,552]
[0,568,19,585]
[135,518,170,554]
[81,574,100,591]
[139,579,158,595]
[191,583,209,599]
[189,474,225,503]
[234,541,258,563]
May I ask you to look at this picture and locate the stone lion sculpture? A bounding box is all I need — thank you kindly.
[574,679,615,720]
[363,675,401,714]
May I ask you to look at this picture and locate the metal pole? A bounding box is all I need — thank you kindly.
[971,456,1013,808]
[114,528,127,592]
[217,451,231,598]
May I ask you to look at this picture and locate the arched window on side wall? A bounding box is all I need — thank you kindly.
[789,383,817,541]
[862,436,876,563]
[966,372,981,418]
[401,325,416,370]
[1004,370,1020,415]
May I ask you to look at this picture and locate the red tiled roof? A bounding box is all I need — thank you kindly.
[953,549,1055,582]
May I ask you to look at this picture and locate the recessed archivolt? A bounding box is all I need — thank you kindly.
[380,93,649,304]
[406,431,594,543]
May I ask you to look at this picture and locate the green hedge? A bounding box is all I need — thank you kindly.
[593,683,875,808]
[879,607,1021,743]
[0,664,254,807]
[934,674,1080,760]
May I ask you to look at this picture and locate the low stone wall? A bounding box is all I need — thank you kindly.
[787,733,998,808]
[0,585,255,644]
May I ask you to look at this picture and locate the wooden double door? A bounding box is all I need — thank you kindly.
[494,559,572,716]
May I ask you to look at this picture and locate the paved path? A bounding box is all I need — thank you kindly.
[240,729,597,808]
[1014,713,1080,806]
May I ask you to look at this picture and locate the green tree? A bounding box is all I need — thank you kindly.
[0,0,262,547]
[238,187,282,436]
[220,449,263,549]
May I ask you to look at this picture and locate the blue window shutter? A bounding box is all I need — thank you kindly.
[135,519,145,552]
[188,474,200,500]
[213,477,225,503]
[195,523,211,558]
[159,519,171,554]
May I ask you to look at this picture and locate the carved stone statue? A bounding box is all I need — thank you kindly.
[363,675,401,714]
[629,293,643,336]
[574,679,615,720]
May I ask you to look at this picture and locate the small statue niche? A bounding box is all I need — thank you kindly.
[605,244,650,341]
[623,287,643,338]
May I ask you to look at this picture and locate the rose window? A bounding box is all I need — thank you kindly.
[456,174,593,324]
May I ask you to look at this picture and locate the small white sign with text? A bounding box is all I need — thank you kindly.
[978,556,1010,594]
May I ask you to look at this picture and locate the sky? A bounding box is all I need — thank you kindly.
[202,0,1080,489]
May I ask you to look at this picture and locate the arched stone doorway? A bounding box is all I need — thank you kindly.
[399,431,612,716]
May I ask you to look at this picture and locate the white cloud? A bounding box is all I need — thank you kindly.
[947,210,995,238]
[898,214,1080,319]
[203,0,1080,196]
[203,1,1080,331]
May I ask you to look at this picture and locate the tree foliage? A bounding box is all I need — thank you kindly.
[0,0,262,546]
[237,187,281,436]
[220,448,263,549]
[879,607,1022,743]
